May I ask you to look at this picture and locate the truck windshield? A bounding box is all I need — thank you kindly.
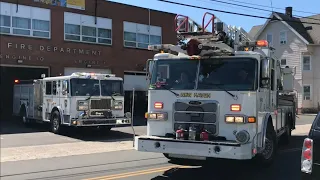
[150,58,257,91]
[150,59,198,90]
[101,80,124,96]
[70,79,100,96]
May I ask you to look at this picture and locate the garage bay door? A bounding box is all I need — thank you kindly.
[123,72,149,91]
[64,67,112,76]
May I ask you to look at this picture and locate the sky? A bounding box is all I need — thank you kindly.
[108,0,319,32]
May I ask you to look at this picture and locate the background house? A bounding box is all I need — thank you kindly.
[249,7,320,113]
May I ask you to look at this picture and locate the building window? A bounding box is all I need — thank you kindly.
[280,31,287,45]
[280,59,287,66]
[123,21,162,49]
[266,33,273,45]
[0,2,50,38]
[302,55,311,71]
[303,85,311,100]
[64,12,112,45]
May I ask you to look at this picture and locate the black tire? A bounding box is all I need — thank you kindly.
[280,113,292,145]
[163,153,184,162]
[254,122,277,167]
[50,110,62,134]
[163,153,204,166]
[98,126,112,134]
[20,107,30,126]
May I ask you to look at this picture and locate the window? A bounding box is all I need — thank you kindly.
[45,82,52,95]
[52,81,57,95]
[124,21,162,49]
[303,85,311,100]
[280,59,287,66]
[0,2,50,38]
[64,12,112,45]
[302,56,311,71]
[266,33,273,45]
[280,31,287,44]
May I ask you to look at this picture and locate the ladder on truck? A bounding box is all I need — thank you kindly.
[148,12,254,57]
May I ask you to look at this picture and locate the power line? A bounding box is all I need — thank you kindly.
[156,0,320,25]
[227,0,319,15]
[206,0,320,22]
[196,0,270,16]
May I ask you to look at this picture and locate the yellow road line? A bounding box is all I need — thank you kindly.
[83,165,190,180]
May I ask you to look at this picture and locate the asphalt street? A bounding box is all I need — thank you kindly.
[0,135,307,180]
[0,114,317,180]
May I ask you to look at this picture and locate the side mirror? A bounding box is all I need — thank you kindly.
[146,59,154,80]
[260,58,270,88]
[62,80,68,95]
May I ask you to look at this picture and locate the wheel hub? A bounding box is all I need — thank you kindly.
[53,117,59,130]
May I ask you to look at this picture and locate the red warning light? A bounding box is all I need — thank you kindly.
[14,79,19,83]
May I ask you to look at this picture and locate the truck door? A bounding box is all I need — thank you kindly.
[269,59,279,131]
[43,81,53,120]
[52,81,59,110]
[60,80,70,124]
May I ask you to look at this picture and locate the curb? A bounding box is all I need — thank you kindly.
[298,114,317,116]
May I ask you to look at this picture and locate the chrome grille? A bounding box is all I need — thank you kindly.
[90,99,111,109]
[173,100,219,135]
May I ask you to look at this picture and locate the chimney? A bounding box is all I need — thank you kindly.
[285,7,293,17]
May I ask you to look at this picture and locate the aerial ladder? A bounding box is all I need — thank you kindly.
[148,12,255,57]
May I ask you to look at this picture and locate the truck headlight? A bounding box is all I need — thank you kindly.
[147,112,168,120]
[77,100,89,111]
[113,101,123,110]
[225,115,245,123]
[225,115,256,124]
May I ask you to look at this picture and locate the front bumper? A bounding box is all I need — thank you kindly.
[134,136,254,160]
[71,117,131,127]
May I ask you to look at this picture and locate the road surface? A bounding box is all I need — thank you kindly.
[0,115,316,180]
[0,135,307,180]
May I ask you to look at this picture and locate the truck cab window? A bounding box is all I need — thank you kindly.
[271,69,275,90]
[62,80,69,94]
[45,81,52,95]
[53,81,57,95]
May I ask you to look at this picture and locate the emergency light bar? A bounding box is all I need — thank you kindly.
[71,72,116,77]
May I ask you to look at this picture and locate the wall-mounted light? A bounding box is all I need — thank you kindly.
[17,59,23,64]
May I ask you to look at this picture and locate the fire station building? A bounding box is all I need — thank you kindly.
[0,0,177,119]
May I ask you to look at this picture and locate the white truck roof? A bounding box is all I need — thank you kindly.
[41,72,123,81]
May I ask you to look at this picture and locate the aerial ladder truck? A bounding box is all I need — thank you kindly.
[135,12,297,167]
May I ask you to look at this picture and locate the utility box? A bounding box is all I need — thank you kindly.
[282,66,294,92]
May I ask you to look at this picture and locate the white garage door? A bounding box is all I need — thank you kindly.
[124,73,149,91]
[64,67,112,76]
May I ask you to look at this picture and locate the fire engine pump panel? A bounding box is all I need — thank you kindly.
[13,72,132,134]
[136,11,297,163]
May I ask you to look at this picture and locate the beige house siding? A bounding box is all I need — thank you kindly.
[255,21,309,109]
[302,46,320,109]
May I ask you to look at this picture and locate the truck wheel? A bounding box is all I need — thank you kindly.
[163,153,184,163]
[255,123,277,167]
[280,114,292,145]
[20,107,29,126]
[163,153,203,166]
[50,110,62,134]
[99,126,112,134]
